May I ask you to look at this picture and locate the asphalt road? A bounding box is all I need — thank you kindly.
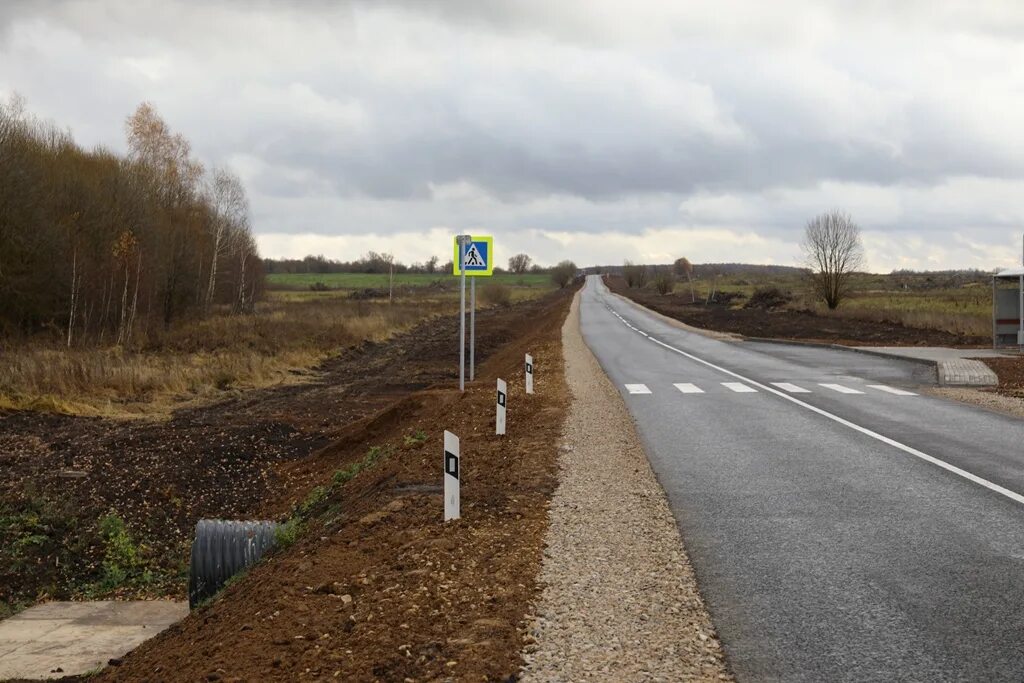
[578,275,1024,682]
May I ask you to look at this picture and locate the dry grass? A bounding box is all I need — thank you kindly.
[0,295,456,419]
[675,272,991,338]
[821,305,988,338]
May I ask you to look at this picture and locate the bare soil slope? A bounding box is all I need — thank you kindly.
[93,287,573,682]
[0,290,570,615]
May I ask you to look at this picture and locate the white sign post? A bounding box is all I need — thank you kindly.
[455,235,470,392]
[453,235,494,387]
[496,379,507,435]
[470,278,476,381]
[525,354,534,394]
[444,430,460,521]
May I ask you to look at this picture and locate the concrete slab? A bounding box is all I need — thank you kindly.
[857,346,1015,362]
[851,347,1007,386]
[0,601,187,680]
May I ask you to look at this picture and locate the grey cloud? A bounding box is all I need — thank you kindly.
[3,0,1024,264]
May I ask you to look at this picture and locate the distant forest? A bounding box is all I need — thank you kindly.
[0,95,260,344]
[263,253,550,275]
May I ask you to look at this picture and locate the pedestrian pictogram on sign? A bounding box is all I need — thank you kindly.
[453,236,493,276]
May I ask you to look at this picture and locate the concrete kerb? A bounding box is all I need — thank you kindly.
[744,337,937,365]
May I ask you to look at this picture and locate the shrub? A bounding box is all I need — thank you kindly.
[653,269,676,295]
[623,262,649,288]
[744,286,793,310]
[94,513,144,592]
[481,283,512,307]
[550,260,578,288]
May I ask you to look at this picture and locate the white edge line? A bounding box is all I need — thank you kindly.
[633,329,1024,506]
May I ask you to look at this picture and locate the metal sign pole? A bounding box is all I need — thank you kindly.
[470,277,476,381]
[1019,233,1023,348]
[457,235,468,392]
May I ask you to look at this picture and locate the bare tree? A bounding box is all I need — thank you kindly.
[623,260,649,288]
[206,167,248,309]
[801,210,864,310]
[425,255,439,274]
[508,253,532,274]
[673,257,695,302]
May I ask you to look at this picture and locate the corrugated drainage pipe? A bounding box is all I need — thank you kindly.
[188,519,279,609]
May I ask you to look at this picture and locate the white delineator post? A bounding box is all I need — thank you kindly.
[525,353,534,394]
[496,378,507,435]
[444,430,460,521]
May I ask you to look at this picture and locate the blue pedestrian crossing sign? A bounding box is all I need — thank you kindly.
[452,235,494,277]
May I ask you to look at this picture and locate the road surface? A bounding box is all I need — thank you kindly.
[579,275,1024,682]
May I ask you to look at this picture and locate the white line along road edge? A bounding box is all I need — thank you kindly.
[602,301,1024,507]
[444,430,460,521]
[525,354,535,395]
[496,379,507,435]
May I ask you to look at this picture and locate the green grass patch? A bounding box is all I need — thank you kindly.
[404,429,428,447]
[267,272,551,290]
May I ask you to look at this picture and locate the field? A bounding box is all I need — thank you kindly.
[0,273,557,419]
[649,269,993,341]
[267,271,551,291]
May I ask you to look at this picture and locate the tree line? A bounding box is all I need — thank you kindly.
[0,95,260,345]
[264,251,552,276]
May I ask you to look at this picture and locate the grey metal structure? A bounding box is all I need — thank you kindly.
[992,266,1024,348]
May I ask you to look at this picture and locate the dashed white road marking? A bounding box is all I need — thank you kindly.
[722,382,758,393]
[820,383,864,394]
[772,382,811,393]
[625,384,652,394]
[868,385,917,396]
[598,293,1024,507]
[673,383,705,394]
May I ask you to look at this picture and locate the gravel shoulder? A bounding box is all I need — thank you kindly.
[926,387,1024,419]
[521,291,732,682]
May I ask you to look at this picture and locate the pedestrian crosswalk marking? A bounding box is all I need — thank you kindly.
[772,382,810,393]
[617,382,923,397]
[820,383,864,394]
[867,385,917,396]
[722,382,758,393]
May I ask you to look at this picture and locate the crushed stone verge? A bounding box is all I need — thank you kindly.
[520,291,732,682]
[926,387,1024,420]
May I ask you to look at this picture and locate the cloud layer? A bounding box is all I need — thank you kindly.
[3,1,1024,270]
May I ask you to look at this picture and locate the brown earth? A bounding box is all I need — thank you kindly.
[90,286,572,682]
[0,289,571,616]
[606,275,989,347]
[981,357,1024,399]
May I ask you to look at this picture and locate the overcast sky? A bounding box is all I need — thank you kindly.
[3,1,1024,271]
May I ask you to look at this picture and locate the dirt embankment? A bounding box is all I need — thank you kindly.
[980,357,1024,399]
[77,286,575,681]
[0,290,571,614]
[606,275,989,347]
